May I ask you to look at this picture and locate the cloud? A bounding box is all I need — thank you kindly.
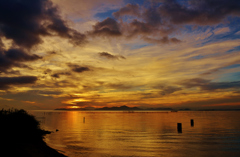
[89,18,122,37]
[90,0,240,44]
[153,84,182,96]
[0,76,38,89]
[159,86,182,96]
[200,60,240,75]
[51,0,123,19]
[180,78,240,91]
[144,36,181,44]
[0,48,42,73]
[68,64,91,73]
[203,81,240,91]
[43,69,52,75]
[143,6,162,26]
[4,49,42,61]
[0,0,86,49]
[176,95,240,109]
[128,20,155,35]
[180,78,210,88]
[113,4,141,19]
[51,72,71,78]
[89,3,176,43]
[213,27,230,35]
[159,0,240,25]
[137,85,182,100]
[106,83,133,90]
[98,52,126,60]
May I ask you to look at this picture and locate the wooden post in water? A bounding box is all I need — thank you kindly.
[177,123,182,133]
[191,119,194,127]
[83,117,85,123]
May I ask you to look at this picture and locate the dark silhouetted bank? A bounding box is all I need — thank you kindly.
[0,108,67,157]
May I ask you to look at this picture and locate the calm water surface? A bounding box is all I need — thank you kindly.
[30,111,240,157]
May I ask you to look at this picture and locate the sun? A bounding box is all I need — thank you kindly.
[67,105,80,109]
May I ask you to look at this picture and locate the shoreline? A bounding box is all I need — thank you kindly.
[2,140,67,157]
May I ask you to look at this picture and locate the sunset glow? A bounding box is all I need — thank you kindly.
[67,106,81,109]
[0,0,240,110]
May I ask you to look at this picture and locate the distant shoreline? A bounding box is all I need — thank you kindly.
[54,105,240,111]
[54,109,240,112]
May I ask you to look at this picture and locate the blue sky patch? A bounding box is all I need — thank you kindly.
[124,0,145,5]
[217,72,240,82]
[94,9,118,20]
[126,43,152,50]
[222,64,240,70]
[226,46,240,54]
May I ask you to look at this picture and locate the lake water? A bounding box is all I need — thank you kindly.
[29,111,240,157]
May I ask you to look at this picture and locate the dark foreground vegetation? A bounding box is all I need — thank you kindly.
[0,108,67,157]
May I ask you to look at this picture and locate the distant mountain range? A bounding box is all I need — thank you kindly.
[55,105,174,111]
[55,105,240,111]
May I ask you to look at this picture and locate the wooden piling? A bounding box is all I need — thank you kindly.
[191,119,194,127]
[83,117,85,123]
[177,123,182,133]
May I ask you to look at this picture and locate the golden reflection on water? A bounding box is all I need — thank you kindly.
[31,111,240,157]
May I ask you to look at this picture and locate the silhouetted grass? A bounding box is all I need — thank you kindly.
[0,108,50,142]
[0,108,67,157]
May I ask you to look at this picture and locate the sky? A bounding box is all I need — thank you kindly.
[0,0,240,110]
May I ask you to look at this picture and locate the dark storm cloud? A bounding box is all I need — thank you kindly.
[68,64,90,73]
[90,18,122,37]
[181,78,240,91]
[0,76,38,89]
[0,0,86,49]
[0,48,42,73]
[4,49,42,61]
[98,52,126,60]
